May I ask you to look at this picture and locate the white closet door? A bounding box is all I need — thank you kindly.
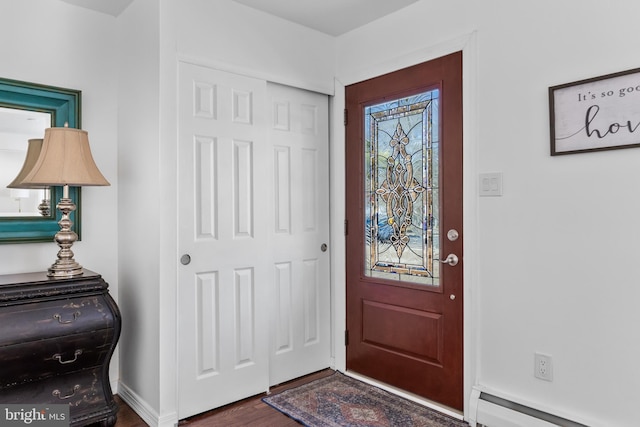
[177,62,269,418]
[267,82,331,385]
[177,63,331,419]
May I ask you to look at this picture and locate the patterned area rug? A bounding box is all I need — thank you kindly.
[262,372,468,427]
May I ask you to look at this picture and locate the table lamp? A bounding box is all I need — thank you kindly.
[18,126,110,277]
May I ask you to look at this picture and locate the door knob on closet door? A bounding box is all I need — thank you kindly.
[180,254,191,265]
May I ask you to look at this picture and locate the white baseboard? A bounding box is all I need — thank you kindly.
[469,386,589,427]
[117,381,179,427]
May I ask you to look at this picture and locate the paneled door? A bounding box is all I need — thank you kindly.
[177,62,270,418]
[345,52,464,410]
[177,64,331,419]
[267,83,331,386]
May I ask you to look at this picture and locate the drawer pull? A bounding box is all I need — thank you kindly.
[53,349,83,364]
[52,385,80,400]
[53,311,81,324]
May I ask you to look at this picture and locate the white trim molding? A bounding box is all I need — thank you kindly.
[117,381,179,427]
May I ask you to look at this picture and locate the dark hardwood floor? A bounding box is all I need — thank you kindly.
[113,369,334,426]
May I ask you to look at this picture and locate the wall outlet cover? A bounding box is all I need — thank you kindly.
[534,352,553,381]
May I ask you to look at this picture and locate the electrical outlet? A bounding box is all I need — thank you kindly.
[534,352,553,381]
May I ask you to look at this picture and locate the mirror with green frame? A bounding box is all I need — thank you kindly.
[0,78,81,244]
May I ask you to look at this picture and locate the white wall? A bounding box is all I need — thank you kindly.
[0,0,119,384]
[176,0,336,95]
[337,1,640,426]
[116,0,163,421]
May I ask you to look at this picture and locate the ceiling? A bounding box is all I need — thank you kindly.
[233,0,420,36]
[59,0,134,17]
[58,0,419,36]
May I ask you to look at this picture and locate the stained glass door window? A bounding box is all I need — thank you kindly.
[364,90,440,286]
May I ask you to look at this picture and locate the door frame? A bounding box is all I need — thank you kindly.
[330,32,479,420]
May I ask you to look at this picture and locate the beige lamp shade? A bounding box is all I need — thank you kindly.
[21,127,110,187]
[7,138,46,189]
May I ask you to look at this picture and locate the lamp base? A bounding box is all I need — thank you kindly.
[48,261,84,278]
[48,193,83,278]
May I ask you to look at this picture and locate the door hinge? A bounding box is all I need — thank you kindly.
[343,108,348,126]
[344,219,348,236]
[345,330,349,346]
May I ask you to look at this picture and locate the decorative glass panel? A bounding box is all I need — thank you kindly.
[364,90,440,286]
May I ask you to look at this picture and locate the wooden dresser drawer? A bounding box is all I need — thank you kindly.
[0,367,117,426]
[0,367,103,404]
[0,295,115,347]
[0,329,115,387]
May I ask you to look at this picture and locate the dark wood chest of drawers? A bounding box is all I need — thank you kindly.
[0,270,121,426]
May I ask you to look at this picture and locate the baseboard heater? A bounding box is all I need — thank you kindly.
[470,388,589,427]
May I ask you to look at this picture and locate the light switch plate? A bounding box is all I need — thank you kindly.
[479,172,503,196]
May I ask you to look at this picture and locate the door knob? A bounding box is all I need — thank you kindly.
[440,253,459,266]
[321,243,328,252]
[180,254,191,265]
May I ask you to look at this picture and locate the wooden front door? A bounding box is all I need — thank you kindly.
[345,51,464,410]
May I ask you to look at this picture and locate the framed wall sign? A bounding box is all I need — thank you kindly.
[549,67,640,155]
